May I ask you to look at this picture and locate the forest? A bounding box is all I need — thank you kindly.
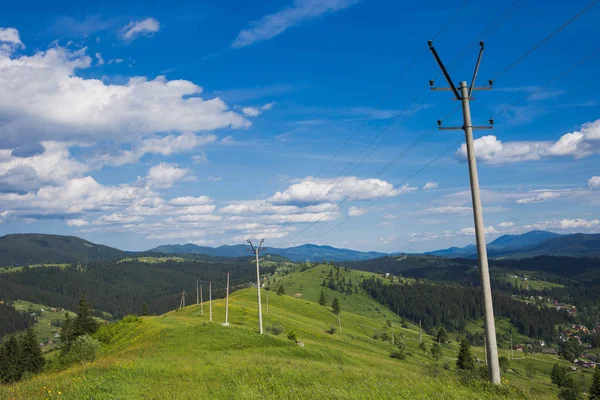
[0,304,34,338]
[362,277,573,343]
[0,257,277,334]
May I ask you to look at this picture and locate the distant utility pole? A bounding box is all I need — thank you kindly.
[180,290,185,310]
[209,281,212,322]
[419,320,422,345]
[222,272,230,327]
[429,40,500,385]
[247,239,265,334]
[200,284,204,316]
[197,280,199,305]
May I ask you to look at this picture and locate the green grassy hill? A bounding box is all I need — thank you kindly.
[2,274,576,399]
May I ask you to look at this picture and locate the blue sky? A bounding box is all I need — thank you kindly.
[0,0,599,252]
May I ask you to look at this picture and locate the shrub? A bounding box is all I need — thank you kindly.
[390,350,407,360]
[287,331,298,342]
[70,334,101,363]
[425,362,442,378]
[326,326,337,335]
[266,323,284,336]
[498,356,510,374]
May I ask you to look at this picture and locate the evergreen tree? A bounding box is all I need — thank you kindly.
[3,335,23,383]
[318,290,327,306]
[456,338,475,370]
[590,366,600,400]
[418,341,427,353]
[20,327,44,374]
[277,285,285,295]
[142,302,149,316]
[321,279,326,287]
[435,327,448,344]
[498,356,510,374]
[74,296,99,337]
[551,364,568,387]
[61,311,74,349]
[331,298,340,315]
[0,342,8,382]
[430,343,442,362]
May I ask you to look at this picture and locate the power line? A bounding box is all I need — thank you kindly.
[302,45,600,243]
[300,0,472,193]
[491,0,598,81]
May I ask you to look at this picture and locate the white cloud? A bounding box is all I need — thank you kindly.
[348,206,368,217]
[108,58,124,64]
[422,182,438,190]
[168,196,212,206]
[407,232,440,242]
[95,52,104,65]
[121,18,160,41]
[192,154,207,164]
[241,107,261,117]
[231,0,361,48]
[588,176,600,189]
[0,141,88,192]
[0,27,23,46]
[262,102,275,110]
[95,213,144,225]
[66,219,89,227]
[207,176,223,182]
[498,221,514,228]
[270,176,416,204]
[456,120,600,164]
[459,226,498,236]
[145,162,189,189]
[557,218,600,229]
[0,38,248,149]
[411,206,472,216]
[516,191,560,204]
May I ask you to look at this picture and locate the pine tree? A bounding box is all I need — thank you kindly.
[430,343,442,362]
[61,311,74,349]
[74,296,99,337]
[277,285,285,295]
[551,364,568,387]
[142,302,149,316]
[331,298,340,315]
[456,338,475,370]
[20,327,45,374]
[419,341,427,353]
[318,290,327,306]
[435,327,448,344]
[3,335,23,383]
[0,343,8,383]
[590,366,600,399]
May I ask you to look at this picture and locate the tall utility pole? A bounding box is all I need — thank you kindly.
[209,281,212,322]
[180,290,185,309]
[197,280,199,305]
[222,272,230,327]
[247,239,265,334]
[429,40,500,384]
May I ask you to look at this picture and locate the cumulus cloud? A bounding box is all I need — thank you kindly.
[270,176,416,204]
[95,213,144,225]
[423,182,438,190]
[411,206,472,216]
[588,176,600,189]
[459,226,498,236]
[145,162,189,189]
[241,107,261,117]
[231,0,361,48]
[0,38,248,149]
[498,221,514,228]
[95,52,104,65]
[516,191,560,204]
[66,219,89,227]
[456,120,600,164]
[168,196,212,206]
[348,206,368,217]
[0,27,24,53]
[121,18,160,41]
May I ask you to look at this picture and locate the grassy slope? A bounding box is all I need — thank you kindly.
[1,265,574,399]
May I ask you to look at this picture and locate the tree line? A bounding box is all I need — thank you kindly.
[0,303,35,338]
[362,277,571,342]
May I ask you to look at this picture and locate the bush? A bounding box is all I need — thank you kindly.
[498,356,510,374]
[265,322,284,336]
[287,331,298,342]
[390,350,407,360]
[425,362,442,378]
[70,334,101,363]
[326,326,337,335]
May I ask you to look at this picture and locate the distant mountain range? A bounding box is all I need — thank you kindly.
[1,230,599,267]
[148,243,387,262]
[427,230,600,258]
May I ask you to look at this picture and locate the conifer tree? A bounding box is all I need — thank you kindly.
[61,311,74,349]
[74,296,99,337]
[590,366,600,399]
[318,290,327,306]
[142,302,149,316]
[456,338,475,370]
[430,343,442,362]
[3,335,23,383]
[20,327,44,374]
[331,298,340,315]
[0,342,8,382]
[277,285,285,295]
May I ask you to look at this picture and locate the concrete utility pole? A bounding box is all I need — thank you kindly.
[197,280,199,305]
[247,239,265,334]
[429,40,500,385]
[209,281,212,322]
[222,272,230,327]
[200,284,204,316]
[419,320,422,345]
[180,290,185,309]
